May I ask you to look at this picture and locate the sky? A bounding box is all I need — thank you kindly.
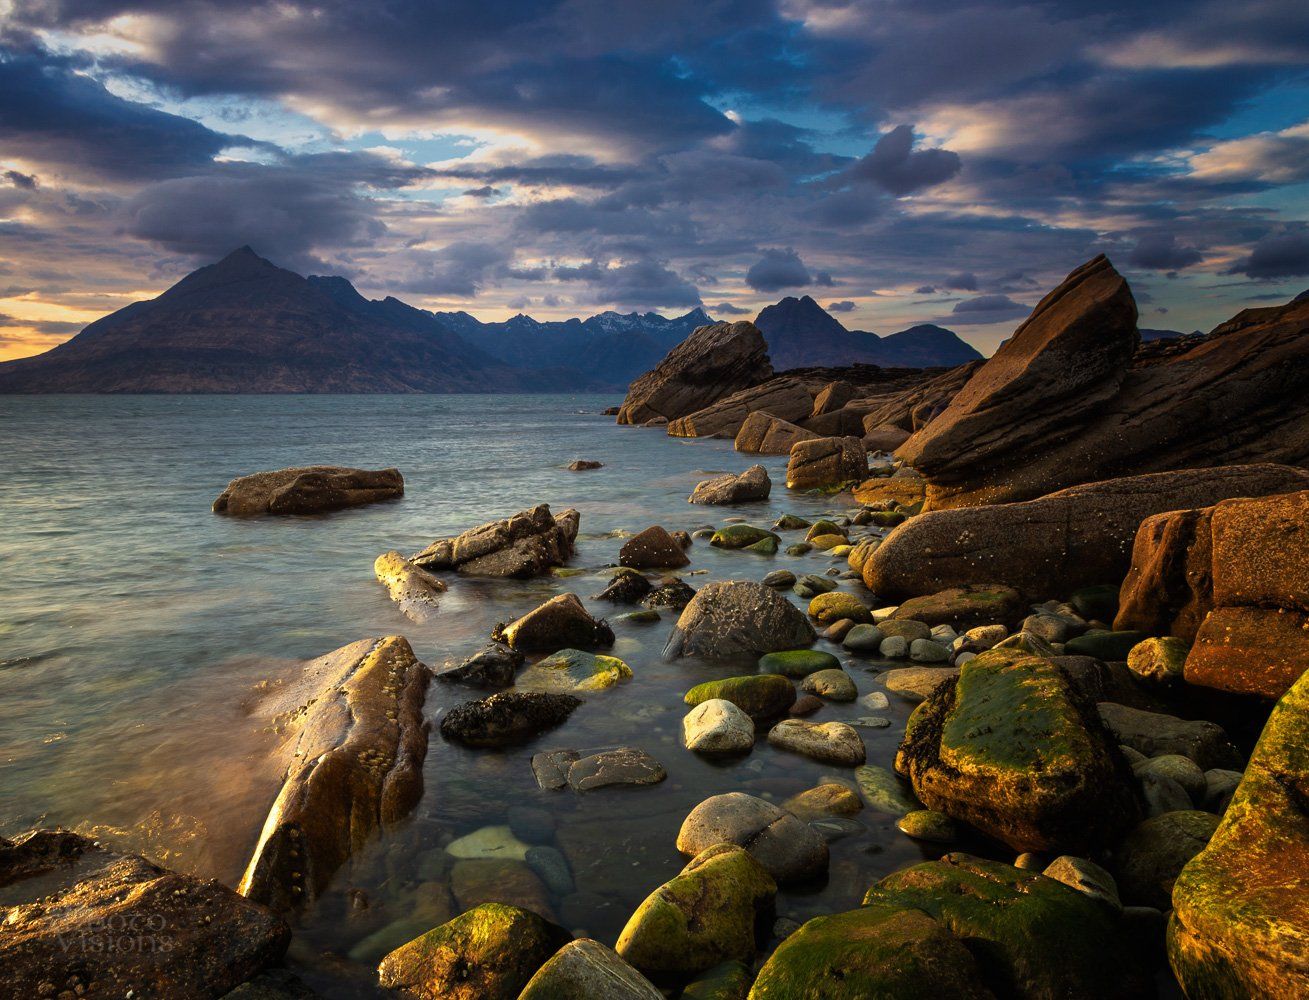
[1,1,1308,361]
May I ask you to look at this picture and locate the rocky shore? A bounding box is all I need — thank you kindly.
[6,254,1308,999]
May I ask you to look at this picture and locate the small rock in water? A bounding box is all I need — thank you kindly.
[507,806,556,845]
[860,691,890,711]
[614,610,661,624]
[526,845,575,895]
[788,695,823,717]
[437,641,523,688]
[793,574,836,599]
[763,569,797,588]
[441,691,582,747]
[567,460,603,471]
[567,748,667,791]
[843,624,884,653]
[883,666,959,702]
[801,668,857,702]
[768,719,866,766]
[855,765,919,816]
[446,825,530,861]
[594,568,653,603]
[642,578,697,610]
[897,809,958,843]
[909,638,951,663]
[774,514,812,530]
[531,749,581,790]
[758,648,840,678]
[683,699,756,754]
[878,635,909,659]
[785,542,812,556]
[822,618,856,642]
[676,792,829,884]
[852,716,892,729]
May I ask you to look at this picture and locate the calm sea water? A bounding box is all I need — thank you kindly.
[0,394,1011,994]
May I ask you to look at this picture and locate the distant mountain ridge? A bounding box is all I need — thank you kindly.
[0,248,983,393]
[754,295,983,369]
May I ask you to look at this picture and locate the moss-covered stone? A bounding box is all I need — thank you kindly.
[377,902,571,1000]
[773,514,811,530]
[518,648,632,692]
[805,520,847,541]
[615,844,776,979]
[748,905,993,1000]
[808,533,847,551]
[745,536,779,555]
[1115,810,1219,910]
[1125,636,1188,685]
[785,542,812,556]
[1168,668,1309,999]
[897,809,958,843]
[518,939,661,1000]
[711,525,781,550]
[783,782,863,820]
[1064,629,1147,661]
[758,649,840,677]
[895,650,1140,854]
[684,674,796,719]
[846,537,880,574]
[855,764,919,816]
[829,543,853,556]
[807,591,872,624]
[863,854,1148,999]
[682,959,752,1000]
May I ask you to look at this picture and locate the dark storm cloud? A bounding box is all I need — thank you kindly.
[709,301,749,315]
[394,242,517,297]
[4,169,38,189]
[945,294,1032,325]
[847,126,962,196]
[945,273,979,291]
[1227,231,1309,279]
[827,300,856,313]
[555,257,701,308]
[746,248,815,292]
[1128,234,1204,270]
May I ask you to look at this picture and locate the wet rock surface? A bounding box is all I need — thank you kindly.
[411,503,579,578]
[213,465,403,516]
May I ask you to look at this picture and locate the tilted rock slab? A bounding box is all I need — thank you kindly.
[786,435,867,490]
[863,464,1309,601]
[410,503,578,578]
[1,829,290,999]
[667,376,813,438]
[688,464,771,504]
[213,465,403,515]
[617,321,772,425]
[239,636,431,912]
[733,409,819,454]
[898,256,1309,509]
[374,550,447,621]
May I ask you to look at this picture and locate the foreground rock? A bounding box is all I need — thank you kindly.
[864,853,1148,998]
[785,435,867,490]
[891,584,1024,629]
[0,829,290,999]
[683,699,756,753]
[377,902,570,1000]
[436,642,523,688]
[862,465,1309,599]
[1116,488,1309,699]
[733,410,819,454]
[213,465,403,515]
[669,376,813,438]
[767,719,866,765]
[493,593,615,651]
[374,550,447,621]
[665,581,816,659]
[677,793,828,883]
[749,905,992,999]
[620,525,691,569]
[616,844,776,978]
[898,257,1309,509]
[617,321,772,425]
[684,674,796,719]
[896,650,1139,853]
[520,939,662,1000]
[239,636,431,912]
[519,648,632,692]
[411,503,579,578]
[440,691,581,747]
[689,464,771,504]
[1169,668,1309,998]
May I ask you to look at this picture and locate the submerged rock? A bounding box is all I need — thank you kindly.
[411,503,579,578]
[377,902,570,1000]
[665,580,816,660]
[690,464,772,504]
[213,465,403,516]
[374,550,447,621]
[436,642,523,689]
[440,691,581,747]
[518,648,632,692]
[493,593,614,651]
[0,829,290,999]
[676,792,828,884]
[239,636,431,912]
[567,748,667,791]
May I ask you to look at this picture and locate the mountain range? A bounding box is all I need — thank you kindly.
[0,248,984,393]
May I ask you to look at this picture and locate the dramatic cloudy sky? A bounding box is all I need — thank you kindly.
[2,0,1308,360]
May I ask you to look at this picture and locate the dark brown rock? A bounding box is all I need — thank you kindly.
[668,376,813,438]
[567,460,603,471]
[239,636,431,912]
[214,465,403,515]
[892,585,1025,629]
[440,691,582,747]
[665,580,816,660]
[785,436,867,490]
[617,321,772,425]
[734,410,819,454]
[860,361,985,433]
[437,642,524,688]
[620,526,691,569]
[688,464,771,504]
[864,465,1309,601]
[0,830,290,999]
[411,503,578,578]
[493,593,615,651]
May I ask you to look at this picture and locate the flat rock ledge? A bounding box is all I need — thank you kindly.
[238,636,432,912]
[410,503,579,578]
[213,465,403,516]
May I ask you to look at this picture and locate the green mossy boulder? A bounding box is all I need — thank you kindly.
[855,764,920,816]
[805,520,847,541]
[518,648,633,692]
[745,536,779,555]
[518,939,662,1000]
[895,650,1140,854]
[807,591,872,625]
[377,902,571,1000]
[863,854,1148,999]
[773,514,812,531]
[616,844,776,979]
[758,648,840,677]
[1125,636,1189,686]
[711,525,781,550]
[1064,629,1147,661]
[808,533,847,551]
[748,905,994,1000]
[682,959,752,1000]
[1168,668,1309,999]
[685,674,796,719]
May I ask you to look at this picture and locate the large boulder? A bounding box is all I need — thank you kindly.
[858,360,985,433]
[0,829,290,999]
[1113,810,1220,910]
[689,465,771,504]
[493,593,614,651]
[863,465,1309,600]
[898,258,1309,510]
[785,435,867,490]
[616,844,776,978]
[213,465,403,515]
[519,939,662,1000]
[618,321,773,425]
[733,410,819,454]
[896,650,1139,854]
[1169,668,1309,998]
[749,905,994,1000]
[864,853,1149,999]
[677,793,828,883]
[377,902,571,1000]
[665,580,816,660]
[239,636,431,912]
[1097,703,1241,771]
[411,503,579,578]
[669,376,814,438]
[1116,489,1309,700]
[620,525,691,569]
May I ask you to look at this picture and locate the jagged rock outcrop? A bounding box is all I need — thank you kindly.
[897,257,1309,509]
[0,829,290,999]
[616,321,772,425]
[667,376,813,438]
[214,465,403,515]
[1116,488,1309,699]
[411,504,578,578]
[858,360,985,433]
[238,636,431,912]
[786,436,868,490]
[863,465,1309,600]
